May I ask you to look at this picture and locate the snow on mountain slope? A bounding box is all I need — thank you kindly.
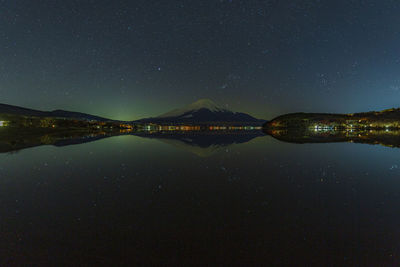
[158,98,231,118]
[136,98,266,125]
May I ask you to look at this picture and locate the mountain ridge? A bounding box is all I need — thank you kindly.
[158,98,230,118]
[0,103,112,122]
[0,99,267,125]
[137,98,266,125]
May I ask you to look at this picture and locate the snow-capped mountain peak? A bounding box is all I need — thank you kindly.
[158,98,229,118]
[136,98,266,125]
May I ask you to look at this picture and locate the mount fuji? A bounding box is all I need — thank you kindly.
[136,99,266,125]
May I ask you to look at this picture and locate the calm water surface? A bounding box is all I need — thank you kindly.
[1,133,400,265]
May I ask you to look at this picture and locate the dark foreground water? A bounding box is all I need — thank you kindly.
[1,131,400,266]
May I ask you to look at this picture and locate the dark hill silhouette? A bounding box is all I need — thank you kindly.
[0,103,111,121]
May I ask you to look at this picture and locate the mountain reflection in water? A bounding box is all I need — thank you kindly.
[2,127,400,265]
[0,128,264,156]
[2,127,400,155]
[132,131,265,156]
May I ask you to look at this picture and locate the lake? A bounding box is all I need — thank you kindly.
[1,130,400,266]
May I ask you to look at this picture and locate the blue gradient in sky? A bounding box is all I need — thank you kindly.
[0,0,400,120]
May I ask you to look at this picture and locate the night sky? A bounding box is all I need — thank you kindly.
[1,0,400,120]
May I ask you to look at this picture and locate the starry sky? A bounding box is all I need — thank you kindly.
[1,0,400,120]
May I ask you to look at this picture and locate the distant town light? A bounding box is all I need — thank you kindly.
[0,121,4,127]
